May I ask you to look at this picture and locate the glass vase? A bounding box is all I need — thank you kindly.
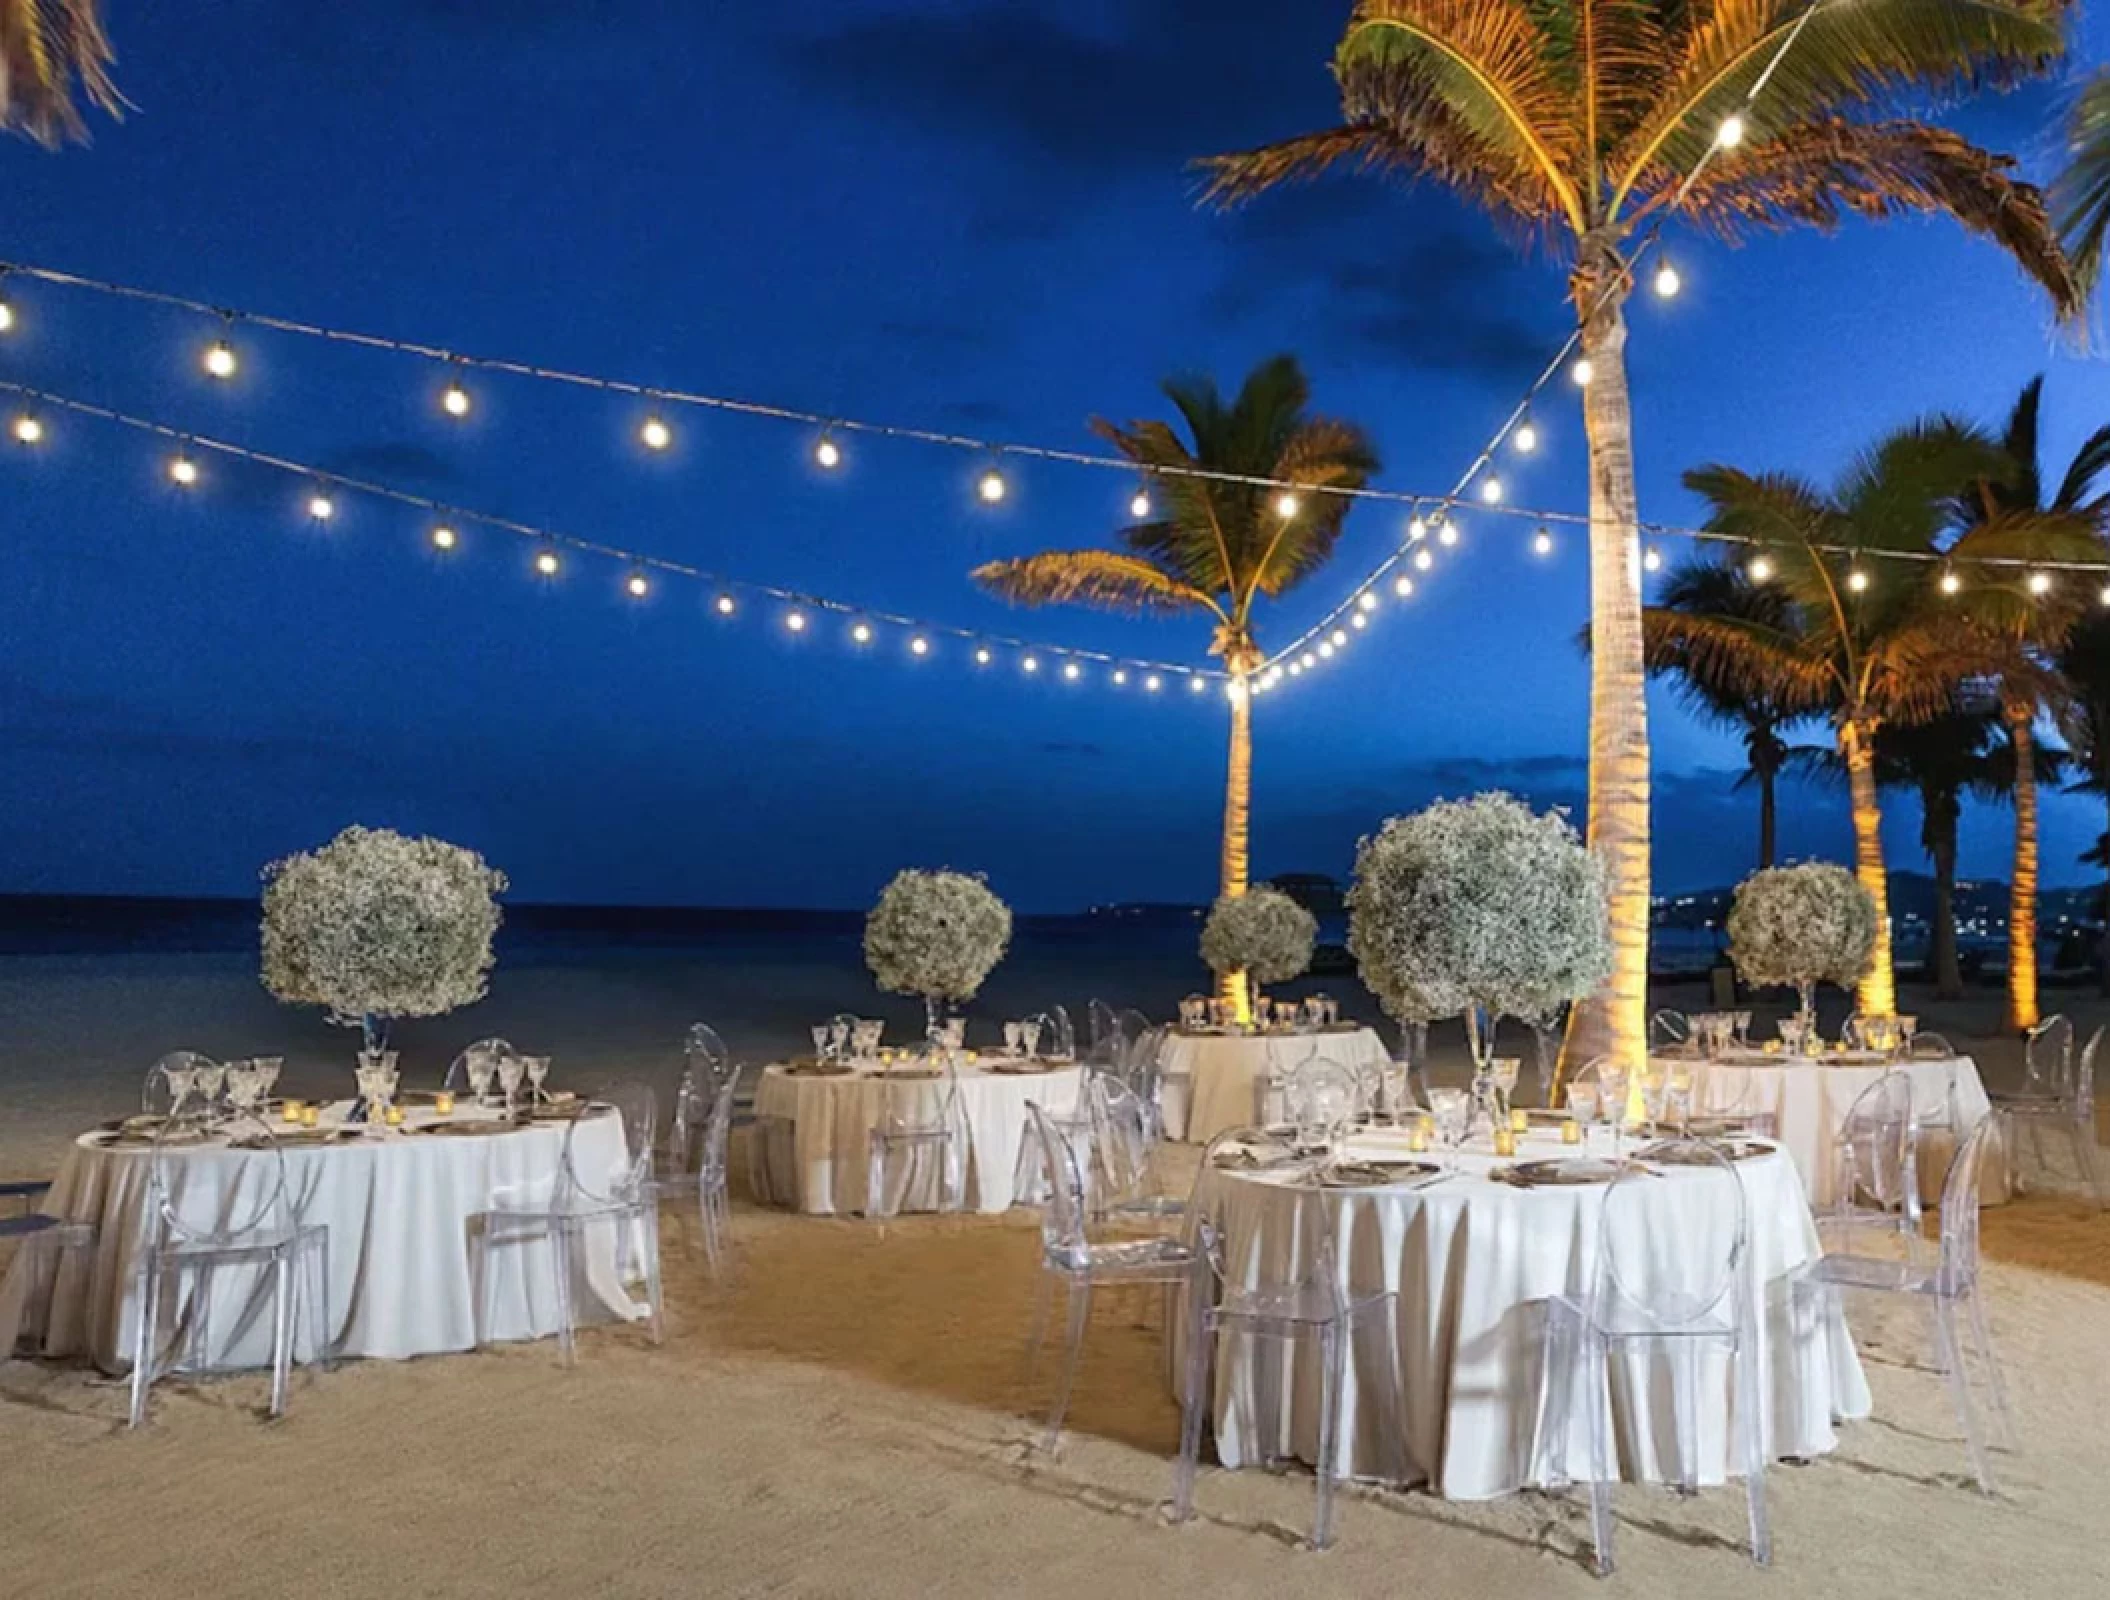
[1795,982,1819,1053]
[1464,1004,1501,1139]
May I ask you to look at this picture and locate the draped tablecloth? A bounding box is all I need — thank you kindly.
[1656,1051,2000,1207]
[8,1102,644,1374]
[1158,1027,1391,1145]
[750,1060,1083,1215]
[1176,1132,1869,1502]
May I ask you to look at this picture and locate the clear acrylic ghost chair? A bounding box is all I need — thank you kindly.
[1649,1009,1694,1053]
[1689,1063,1777,1140]
[1117,1023,1170,1142]
[1087,999,1121,1064]
[444,1038,515,1102]
[1993,1022,2105,1207]
[1045,1004,1077,1062]
[865,1051,965,1224]
[1173,1213,1404,1550]
[1022,1102,1200,1452]
[1822,1070,1922,1259]
[472,1083,663,1366]
[1794,1117,2012,1492]
[2020,1015,2073,1094]
[690,1065,743,1276]
[658,1023,733,1189]
[1284,1057,1361,1153]
[1910,1032,1957,1060]
[142,1050,218,1116]
[0,1182,95,1356]
[1542,1139,1768,1575]
[128,1109,331,1428]
[1089,1075,1185,1230]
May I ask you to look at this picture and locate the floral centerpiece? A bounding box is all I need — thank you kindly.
[863,869,1013,1038]
[1347,793,1611,1113]
[262,826,507,1089]
[1200,887,1317,1019]
[1725,862,1877,1037]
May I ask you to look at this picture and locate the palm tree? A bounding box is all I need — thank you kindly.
[971,355,1378,1018]
[1201,1,2082,1072]
[1640,560,1818,870]
[2059,614,2110,993]
[0,0,122,146]
[2054,73,2110,293]
[1658,419,2095,1014]
[1874,702,2007,1000]
[1961,377,2109,1028]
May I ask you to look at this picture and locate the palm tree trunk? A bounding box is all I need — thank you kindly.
[2101,793,2110,998]
[1841,718,1898,1015]
[1559,241,1651,1086]
[1758,765,1777,870]
[1926,787,1964,1002]
[2006,706,2040,1033]
[1217,670,1253,1022]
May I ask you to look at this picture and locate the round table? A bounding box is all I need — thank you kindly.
[1178,1129,1868,1502]
[12,1101,644,1374]
[1158,1027,1391,1144]
[750,1058,1083,1215]
[1655,1050,2000,1207]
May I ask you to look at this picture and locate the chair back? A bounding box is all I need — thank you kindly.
[1087,999,1120,1063]
[1091,1075,1154,1195]
[559,1082,656,1211]
[700,1065,744,1184]
[1909,1032,1955,1060]
[1935,1118,1998,1296]
[1594,1137,1747,1335]
[1284,1056,1358,1147]
[1026,1102,1092,1265]
[1046,1004,1076,1061]
[143,1051,218,1116]
[1838,1070,1919,1222]
[2076,1025,2102,1121]
[2025,1014,2074,1095]
[1119,1023,1167,1110]
[876,1050,962,1139]
[444,1038,514,1093]
[151,1107,293,1249]
[1649,1010,1691,1050]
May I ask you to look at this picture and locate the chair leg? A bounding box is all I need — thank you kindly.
[1311,1320,1346,1551]
[1023,1270,1053,1378]
[128,1260,162,1430]
[1737,1332,1772,1566]
[1964,1285,2015,1450]
[642,1206,665,1346]
[1540,1304,1578,1490]
[267,1253,293,1419]
[552,1221,577,1369]
[1172,1299,1211,1525]
[2070,1116,2107,1209]
[471,1230,491,1351]
[1042,1280,1091,1452]
[1673,1339,1700,1496]
[308,1231,334,1371]
[698,1177,720,1276]
[1933,1297,1995,1494]
[1585,1337,1616,1576]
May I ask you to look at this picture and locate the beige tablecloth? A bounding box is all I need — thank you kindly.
[750,1060,1084,1215]
[8,1102,644,1374]
[1178,1131,1867,1502]
[1158,1027,1391,1144]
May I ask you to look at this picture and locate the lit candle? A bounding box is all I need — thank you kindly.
[434,1091,455,1116]
[1561,1119,1582,1145]
[1406,1126,1429,1154]
[1509,1108,1529,1133]
[281,1099,304,1123]
[1493,1128,1517,1158]
[299,1104,320,1128]
[385,1104,406,1127]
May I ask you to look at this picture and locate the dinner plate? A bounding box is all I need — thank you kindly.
[409,1121,522,1139]
[1505,1157,1631,1187]
[1637,1138,1774,1164]
[1314,1161,1397,1188]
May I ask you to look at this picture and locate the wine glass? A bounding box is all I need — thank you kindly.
[853,1019,883,1061]
[828,1018,852,1062]
[1490,1057,1521,1123]
[1597,1066,1631,1156]
[467,1051,498,1105]
[522,1054,551,1104]
[941,1018,966,1054]
[253,1055,284,1102]
[496,1053,525,1114]
[193,1063,228,1109]
[1566,1078,1602,1135]
[1020,1017,1043,1060]
[1427,1087,1471,1170]
[224,1062,266,1113]
[811,1024,831,1066]
[1003,1021,1022,1057]
[1732,1010,1753,1048]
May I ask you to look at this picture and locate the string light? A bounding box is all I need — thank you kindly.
[1847,566,1870,594]
[1288,663,1304,678]
[203,337,237,380]
[814,433,842,470]
[307,491,335,522]
[168,452,198,486]
[715,593,736,615]
[785,609,807,632]
[1393,575,1414,597]
[1408,515,1428,541]
[1022,654,1039,673]
[1112,668,1128,685]
[1571,357,1594,387]
[1716,113,1746,149]
[977,465,1007,504]
[1653,261,1682,299]
[1438,520,1460,548]
[1318,641,1336,660]
[1513,418,1538,453]
[1351,611,1368,629]
[627,570,651,599]
[1330,628,1349,647]
[974,646,993,666]
[1299,652,1317,669]
[851,620,872,643]
[910,634,930,655]
[1748,555,1773,583]
[442,375,472,418]
[1188,674,1207,693]
[0,297,14,333]
[1062,661,1081,681]
[1274,491,1300,518]
[431,524,458,551]
[1413,548,1434,572]
[2029,570,2054,597]
[11,412,41,445]
[1130,488,1152,519]
[1533,528,1555,556]
[1479,476,1503,505]
[1940,569,1962,596]
[535,548,560,577]
[1357,591,1379,612]
[2099,583,2110,608]
[1145,673,1162,691]
[1643,546,1663,573]
[640,415,672,451]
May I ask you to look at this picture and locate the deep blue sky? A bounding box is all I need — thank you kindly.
[4,1,2110,911]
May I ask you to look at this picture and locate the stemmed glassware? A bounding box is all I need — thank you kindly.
[522,1054,551,1104]
[1003,1021,1022,1057]
[1490,1057,1521,1124]
[1778,1015,1810,1055]
[161,1065,200,1118]
[827,1017,852,1063]
[1020,1017,1042,1060]
[223,1061,267,1114]
[466,1050,498,1105]
[253,1056,283,1103]
[355,1053,399,1124]
[852,1019,884,1061]
[1732,1011,1753,1049]
[1427,1088,1471,1171]
[1597,1063,1631,1157]
[939,1019,966,1055]
[811,1024,832,1066]
[496,1052,526,1115]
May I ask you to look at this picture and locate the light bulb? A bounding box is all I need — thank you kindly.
[0,299,15,332]
[785,609,807,632]
[640,415,672,451]
[1533,528,1554,556]
[2099,583,2110,608]
[1274,491,1300,518]
[1330,628,1349,647]
[1408,515,1427,541]
[851,621,873,643]
[442,381,471,418]
[1288,663,1304,678]
[1940,570,1962,597]
[715,594,736,616]
[1514,421,1538,453]
[1717,113,1746,149]
[1413,548,1434,572]
[535,549,560,576]
[307,493,335,522]
[1351,612,1368,630]
[1643,546,1663,573]
[910,635,930,656]
[431,525,458,551]
[2029,570,2054,597]
[1438,521,1460,547]
[1653,262,1682,298]
[1318,642,1336,660]
[1847,568,1870,594]
[1144,674,1162,692]
[1479,476,1503,504]
[1300,652,1317,669]
[1747,555,1772,583]
[1112,669,1128,685]
[168,454,198,487]
[1394,575,1415,598]
[1022,654,1039,673]
[204,339,237,379]
[1571,357,1594,387]
[974,647,993,666]
[814,434,842,470]
[1226,680,1247,703]
[627,572,651,599]
[1130,490,1151,519]
[1188,675,1207,693]
[1357,591,1379,612]
[13,413,44,445]
[978,468,1007,504]
[1062,661,1081,681]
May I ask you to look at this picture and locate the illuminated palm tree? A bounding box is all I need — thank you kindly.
[972,355,1378,1017]
[0,0,122,146]
[1201,1,2081,1071]
[1640,559,1819,870]
[2058,614,2110,994]
[1960,377,2109,1028]
[1659,419,2095,1015]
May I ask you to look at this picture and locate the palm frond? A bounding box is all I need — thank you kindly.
[2053,71,2110,296]
[1641,606,1835,714]
[1837,415,2009,554]
[1196,123,1439,208]
[0,0,122,147]
[970,552,1220,619]
[2052,422,2110,518]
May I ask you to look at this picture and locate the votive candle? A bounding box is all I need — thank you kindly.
[280,1099,304,1123]
[1493,1128,1517,1158]
[434,1091,455,1116]
[1406,1126,1429,1154]
[299,1104,320,1128]
[1561,1118,1582,1145]
[1509,1108,1529,1133]
[384,1104,406,1127]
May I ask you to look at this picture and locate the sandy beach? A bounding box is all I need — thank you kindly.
[5,959,2109,1597]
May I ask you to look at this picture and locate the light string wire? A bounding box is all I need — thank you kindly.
[1256,0,1831,676]
[0,378,1234,686]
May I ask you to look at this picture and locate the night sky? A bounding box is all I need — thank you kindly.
[5,1,2110,912]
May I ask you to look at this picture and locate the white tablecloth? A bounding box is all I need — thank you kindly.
[1178,1131,1868,1502]
[750,1060,1083,1215]
[1658,1051,1999,1207]
[10,1102,644,1374]
[1159,1027,1391,1144]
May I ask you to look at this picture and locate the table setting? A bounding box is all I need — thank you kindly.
[1158,997,1391,1145]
